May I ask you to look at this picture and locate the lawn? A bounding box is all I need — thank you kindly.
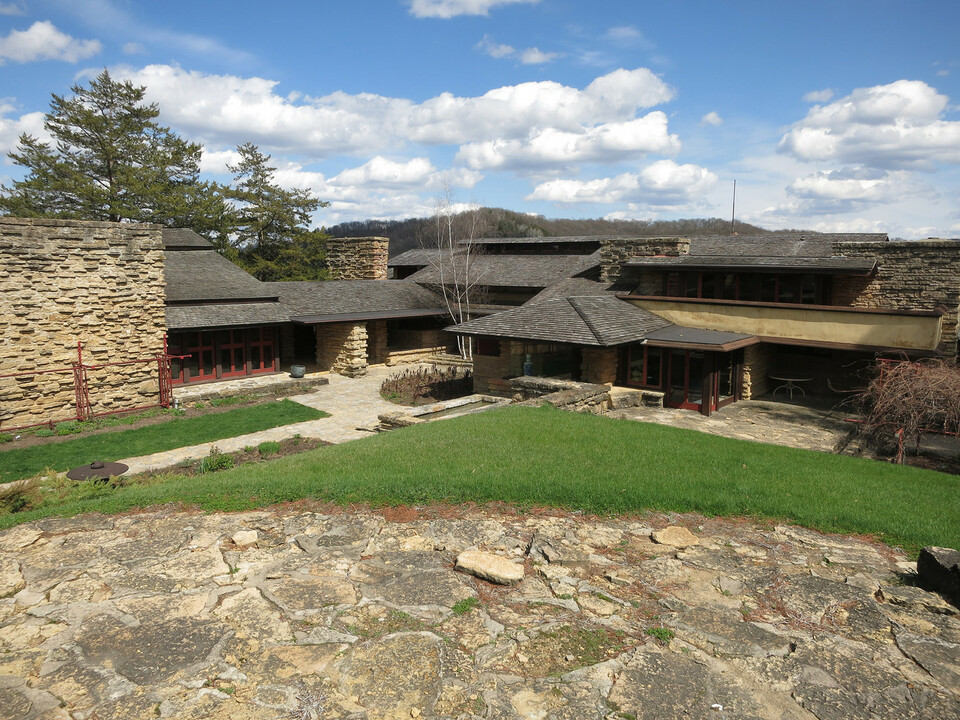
[1,405,957,552]
[0,399,327,483]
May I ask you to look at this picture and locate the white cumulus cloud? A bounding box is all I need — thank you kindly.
[408,0,539,18]
[526,159,716,205]
[779,80,960,169]
[117,64,674,171]
[475,35,515,58]
[456,113,680,171]
[0,21,101,64]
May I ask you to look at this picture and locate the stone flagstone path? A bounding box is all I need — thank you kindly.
[1,507,958,719]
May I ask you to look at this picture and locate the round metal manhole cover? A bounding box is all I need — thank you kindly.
[65,461,129,481]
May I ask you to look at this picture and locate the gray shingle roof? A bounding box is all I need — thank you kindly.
[686,233,888,257]
[265,280,446,318]
[467,236,609,245]
[527,278,619,304]
[450,295,672,347]
[162,228,212,249]
[166,302,290,330]
[165,249,277,303]
[388,248,440,267]
[407,252,600,288]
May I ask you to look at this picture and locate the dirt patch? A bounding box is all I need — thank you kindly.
[133,436,330,478]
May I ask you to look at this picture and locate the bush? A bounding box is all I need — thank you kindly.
[380,365,472,405]
[198,446,234,474]
[855,358,960,462]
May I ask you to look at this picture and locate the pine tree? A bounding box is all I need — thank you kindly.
[226,142,329,279]
[0,69,229,238]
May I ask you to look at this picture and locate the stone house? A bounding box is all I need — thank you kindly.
[0,218,449,429]
[451,233,960,414]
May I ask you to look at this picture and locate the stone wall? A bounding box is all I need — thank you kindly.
[0,218,166,429]
[317,322,369,377]
[600,237,691,283]
[832,240,960,356]
[325,237,389,280]
[580,348,618,385]
[509,377,610,415]
[742,344,774,400]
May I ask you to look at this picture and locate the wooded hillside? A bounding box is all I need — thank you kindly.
[325,208,773,257]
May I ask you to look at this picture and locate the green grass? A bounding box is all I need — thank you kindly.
[0,400,327,483]
[1,405,957,552]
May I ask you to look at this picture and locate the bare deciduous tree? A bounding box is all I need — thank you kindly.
[421,187,489,359]
[855,358,960,462]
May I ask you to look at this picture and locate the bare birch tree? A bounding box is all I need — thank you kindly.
[421,187,488,360]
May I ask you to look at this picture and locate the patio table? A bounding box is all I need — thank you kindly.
[769,375,813,400]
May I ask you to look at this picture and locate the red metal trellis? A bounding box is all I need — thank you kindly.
[0,341,189,433]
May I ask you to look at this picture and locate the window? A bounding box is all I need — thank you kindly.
[627,345,663,388]
[477,337,501,356]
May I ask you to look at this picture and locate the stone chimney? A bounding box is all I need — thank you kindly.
[600,237,691,282]
[325,236,389,280]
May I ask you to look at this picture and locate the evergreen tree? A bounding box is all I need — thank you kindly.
[226,142,329,279]
[0,69,230,239]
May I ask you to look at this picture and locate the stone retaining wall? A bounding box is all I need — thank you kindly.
[0,218,166,429]
[509,376,611,415]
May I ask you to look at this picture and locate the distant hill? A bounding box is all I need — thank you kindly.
[325,208,774,257]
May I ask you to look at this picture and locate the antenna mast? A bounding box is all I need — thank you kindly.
[730,179,737,235]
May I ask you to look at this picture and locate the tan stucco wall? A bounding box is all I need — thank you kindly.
[0,217,166,429]
[632,299,942,351]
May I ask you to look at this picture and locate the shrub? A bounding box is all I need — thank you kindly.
[198,446,234,474]
[380,365,472,405]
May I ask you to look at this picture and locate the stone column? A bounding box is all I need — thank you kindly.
[317,322,369,377]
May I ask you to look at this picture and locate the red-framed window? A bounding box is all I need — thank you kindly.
[167,326,277,384]
[217,329,247,378]
[626,345,663,389]
[249,326,276,374]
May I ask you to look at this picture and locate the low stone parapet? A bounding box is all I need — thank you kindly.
[509,377,611,415]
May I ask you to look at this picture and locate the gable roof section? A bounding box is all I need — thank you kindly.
[165,248,278,303]
[266,280,446,321]
[162,227,212,249]
[686,233,888,257]
[407,252,600,288]
[450,294,672,347]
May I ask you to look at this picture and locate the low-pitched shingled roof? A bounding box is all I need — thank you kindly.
[166,302,290,330]
[165,248,278,303]
[265,280,446,320]
[407,252,600,288]
[450,294,672,347]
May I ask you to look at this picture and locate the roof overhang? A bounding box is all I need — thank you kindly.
[642,326,758,352]
[290,308,448,324]
[623,256,878,275]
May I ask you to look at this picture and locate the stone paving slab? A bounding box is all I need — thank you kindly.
[1,507,957,719]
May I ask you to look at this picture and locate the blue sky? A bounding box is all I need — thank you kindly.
[1,0,959,238]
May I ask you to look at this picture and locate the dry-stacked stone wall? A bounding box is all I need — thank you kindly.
[317,323,369,377]
[833,240,960,356]
[326,237,389,280]
[0,218,166,429]
[600,237,691,283]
